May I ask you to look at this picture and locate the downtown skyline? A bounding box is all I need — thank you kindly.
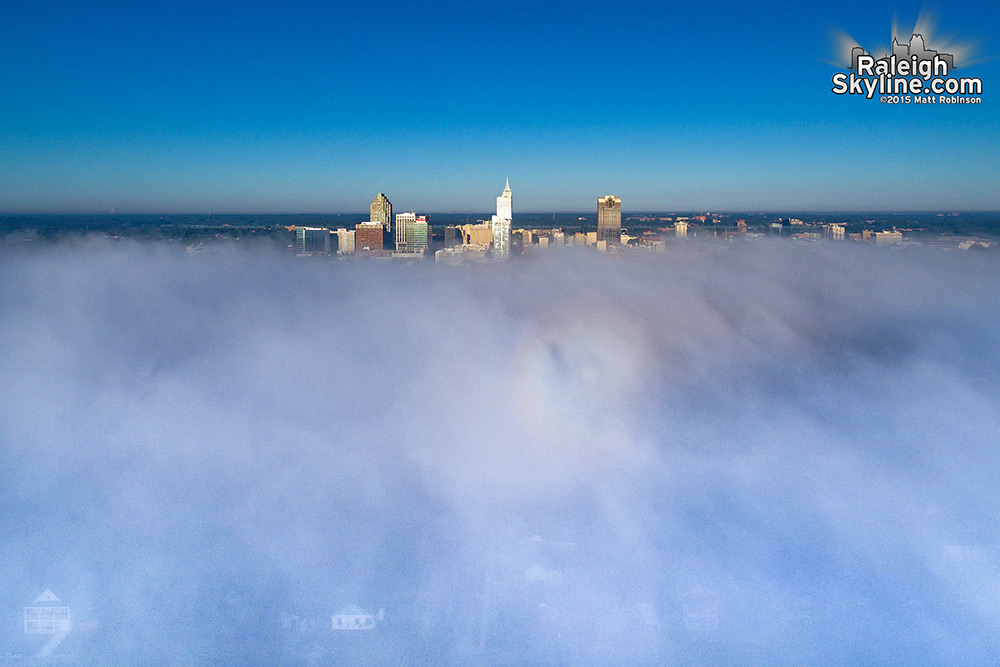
[1,0,998,214]
[4,3,1000,663]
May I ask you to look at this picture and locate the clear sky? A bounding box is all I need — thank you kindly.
[1,0,997,213]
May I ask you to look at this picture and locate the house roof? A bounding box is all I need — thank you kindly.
[33,589,62,604]
[683,585,718,600]
[334,604,371,617]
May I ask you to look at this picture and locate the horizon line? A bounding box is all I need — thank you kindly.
[4,209,1000,217]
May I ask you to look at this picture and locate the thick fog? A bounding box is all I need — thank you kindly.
[1,239,999,665]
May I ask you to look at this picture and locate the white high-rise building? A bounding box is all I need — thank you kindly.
[335,227,356,254]
[491,178,512,259]
[395,212,429,254]
[395,212,415,251]
[496,178,512,220]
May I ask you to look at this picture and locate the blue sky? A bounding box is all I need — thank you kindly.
[1,0,997,213]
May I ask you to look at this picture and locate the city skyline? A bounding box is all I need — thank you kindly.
[1,1,997,214]
[3,2,998,660]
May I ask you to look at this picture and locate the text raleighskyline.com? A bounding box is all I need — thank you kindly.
[832,54,983,100]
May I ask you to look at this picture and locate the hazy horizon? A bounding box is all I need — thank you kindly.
[5,209,1000,217]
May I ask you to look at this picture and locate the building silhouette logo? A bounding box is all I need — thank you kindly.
[849,33,955,73]
[830,16,982,104]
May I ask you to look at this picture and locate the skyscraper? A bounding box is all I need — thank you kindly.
[355,222,383,252]
[296,227,331,255]
[459,223,493,246]
[370,193,392,232]
[395,212,429,254]
[497,178,512,220]
[335,227,356,254]
[491,178,512,259]
[597,196,622,245]
[395,212,413,251]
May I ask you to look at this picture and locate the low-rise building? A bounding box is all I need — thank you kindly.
[875,230,903,246]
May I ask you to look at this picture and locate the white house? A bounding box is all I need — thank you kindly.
[280,611,311,633]
[331,604,380,630]
[682,585,719,632]
[24,589,72,635]
[23,589,73,659]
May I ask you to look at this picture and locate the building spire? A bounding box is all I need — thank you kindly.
[504,177,510,192]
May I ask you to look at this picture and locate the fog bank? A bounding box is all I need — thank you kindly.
[1,239,998,665]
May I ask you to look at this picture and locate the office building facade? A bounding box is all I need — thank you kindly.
[370,193,392,232]
[335,227,355,254]
[296,227,331,255]
[395,212,429,254]
[355,222,384,252]
[597,195,622,245]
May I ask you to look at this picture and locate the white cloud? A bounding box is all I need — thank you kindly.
[1,238,998,664]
